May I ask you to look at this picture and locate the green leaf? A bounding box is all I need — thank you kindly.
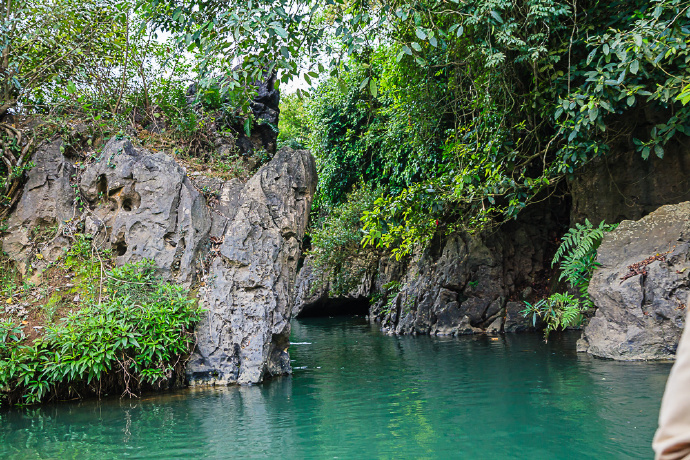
[588,106,599,122]
[629,60,639,74]
[411,42,421,52]
[415,28,427,40]
[654,144,664,158]
[369,78,377,97]
[272,25,288,38]
[677,85,690,105]
[634,34,643,47]
[641,146,650,160]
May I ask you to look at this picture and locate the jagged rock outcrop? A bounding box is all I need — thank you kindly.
[2,137,213,286]
[3,134,317,384]
[2,139,78,276]
[376,222,550,335]
[578,202,690,360]
[186,147,316,385]
[78,138,212,284]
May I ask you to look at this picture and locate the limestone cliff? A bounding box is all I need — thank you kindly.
[186,146,316,385]
[2,136,317,385]
[294,199,565,335]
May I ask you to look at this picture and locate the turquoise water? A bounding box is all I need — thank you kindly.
[0,316,672,459]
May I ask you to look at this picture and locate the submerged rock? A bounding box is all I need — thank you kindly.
[186,147,316,385]
[579,201,690,360]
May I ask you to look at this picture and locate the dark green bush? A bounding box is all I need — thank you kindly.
[0,259,201,406]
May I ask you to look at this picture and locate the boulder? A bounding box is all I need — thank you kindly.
[186,147,316,385]
[579,201,690,360]
[3,125,316,389]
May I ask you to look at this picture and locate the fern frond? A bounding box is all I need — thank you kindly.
[552,219,615,308]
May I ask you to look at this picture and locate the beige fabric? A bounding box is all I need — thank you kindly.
[654,308,690,460]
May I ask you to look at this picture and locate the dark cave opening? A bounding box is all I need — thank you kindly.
[295,297,370,318]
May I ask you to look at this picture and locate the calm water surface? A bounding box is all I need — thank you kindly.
[0,316,673,459]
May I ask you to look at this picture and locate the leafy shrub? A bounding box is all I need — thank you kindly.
[361,178,450,260]
[521,293,583,342]
[0,259,201,406]
[277,92,309,149]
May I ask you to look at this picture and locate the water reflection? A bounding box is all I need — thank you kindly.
[0,317,672,459]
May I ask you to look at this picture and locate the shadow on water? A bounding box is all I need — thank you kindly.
[0,316,673,459]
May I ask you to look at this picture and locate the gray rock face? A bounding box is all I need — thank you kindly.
[2,139,78,275]
[186,147,316,385]
[385,204,564,335]
[79,138,212,285]
[570,144,690,224]
[579,202,690,360]
[376,229,530,336]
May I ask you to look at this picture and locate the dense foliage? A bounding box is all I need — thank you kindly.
[274,0,690,326]
[0,240,201,406]
[552,220,618,309]
[266,0,688,264]
[308,184,380,296]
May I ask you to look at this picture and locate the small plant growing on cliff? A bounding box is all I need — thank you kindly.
[524,220,616,340]
[521,293,582,342]
[552,219,617,309]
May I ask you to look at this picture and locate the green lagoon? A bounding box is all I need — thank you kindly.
[0,316,671,459]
